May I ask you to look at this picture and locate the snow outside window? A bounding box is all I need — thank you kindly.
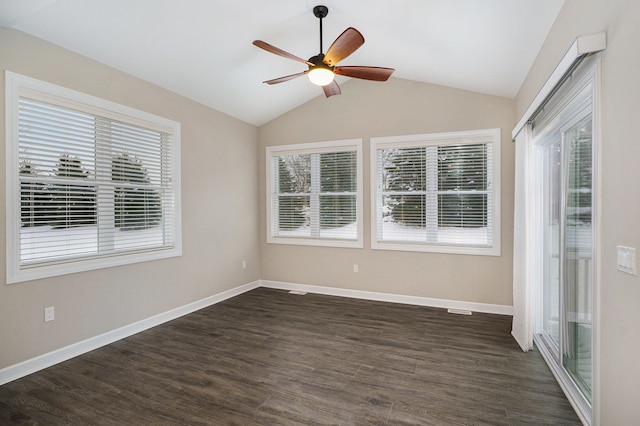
[266,139,363,248]
[371,129,500,256]
[5,72,181,283]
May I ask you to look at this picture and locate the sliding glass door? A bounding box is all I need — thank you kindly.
[540,139,561,351]
[562,114,593,400]
[532,58,597,421]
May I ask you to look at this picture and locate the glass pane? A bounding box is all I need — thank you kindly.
[438,144,487,191]
[113,152,162,231]
[20,225,98,263]
[437,193,487,228]
[115,188,162,230]
[276,155,311,194]
[275,195,310,237]
[542,141,561,348]
[319,195,357,239]
[380,147,426,192]
[381,194,426,242]
[562,116,593,401]
[437,193,489,245]
[20,177,53,228]
[320,151,356,192]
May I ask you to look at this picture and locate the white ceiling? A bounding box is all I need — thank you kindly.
[0,0,565,126]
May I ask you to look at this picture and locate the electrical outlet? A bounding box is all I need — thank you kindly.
[44,306,55,322]
[617,246,637,275]
[242,260,247,269]
[353,264,359,273]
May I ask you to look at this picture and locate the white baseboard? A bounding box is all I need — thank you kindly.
[260,280,514,316]
[0,280,260,386]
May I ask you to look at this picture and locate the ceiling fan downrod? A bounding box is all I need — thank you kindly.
[313,5,329,54]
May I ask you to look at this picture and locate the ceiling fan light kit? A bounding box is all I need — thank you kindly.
[253,5,394,97]
[308,67,334,86]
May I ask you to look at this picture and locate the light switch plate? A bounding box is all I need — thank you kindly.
[617,246,637,275]
[44,306,55,322]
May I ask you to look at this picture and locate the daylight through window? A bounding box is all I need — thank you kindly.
[6,72,181,283]
[267,140,363,248]
[371,129,500,255]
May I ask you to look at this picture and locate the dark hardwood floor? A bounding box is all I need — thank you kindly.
[0,287,581,425]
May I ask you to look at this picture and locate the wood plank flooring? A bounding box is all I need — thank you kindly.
[0,287,581,425]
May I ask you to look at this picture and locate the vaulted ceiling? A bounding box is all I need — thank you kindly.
[0,0,565,126]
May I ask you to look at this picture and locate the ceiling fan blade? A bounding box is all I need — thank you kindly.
[322,80,341,98]
[334,66,395,81]
[253,40,313,66]
[323,27,364,66]
[264,71,307,85]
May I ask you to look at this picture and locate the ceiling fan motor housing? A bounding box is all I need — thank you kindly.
[308,54,333,71]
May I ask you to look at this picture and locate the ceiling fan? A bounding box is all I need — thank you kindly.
[253,5,395,98]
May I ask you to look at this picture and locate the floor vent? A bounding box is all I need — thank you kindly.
[447,308,472,315]
[288,290,307,295]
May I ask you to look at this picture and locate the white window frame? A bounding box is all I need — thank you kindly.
[370,129,501,256]
[266,139,363,248]
[5,71,182,283]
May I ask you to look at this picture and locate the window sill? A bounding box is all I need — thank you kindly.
[267,236,363,249]
[7,246,182,284]
[371,240,500,256]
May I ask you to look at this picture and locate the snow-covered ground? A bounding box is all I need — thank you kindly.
[275,221,490,245]
[20,225,163,262]
[276,222,358,240]
[381,222,489,245]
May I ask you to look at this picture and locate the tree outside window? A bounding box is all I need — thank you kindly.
[267,139,362,248]
[372,129,499,255]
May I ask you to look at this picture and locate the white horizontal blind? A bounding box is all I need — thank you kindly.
[18,96,175,267]
[270,146,358,242]
[374,132,497,251]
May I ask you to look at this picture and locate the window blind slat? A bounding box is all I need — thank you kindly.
[375,136,495,248]
[270,147,359,242]
[18,96,174,267]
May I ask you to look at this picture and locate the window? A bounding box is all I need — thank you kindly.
[371,129,500,255]
[6,72,181,283]
[266,139,363,248]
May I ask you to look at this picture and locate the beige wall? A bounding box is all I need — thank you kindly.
[259,78,515,306]
[0,28,261,369]
[516,0,640,423]
[8,3,638,420]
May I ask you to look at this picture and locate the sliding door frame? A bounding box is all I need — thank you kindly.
[531,56,601,426]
